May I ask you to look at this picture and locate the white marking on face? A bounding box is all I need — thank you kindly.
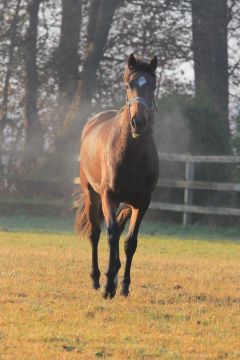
[137,76,146,87]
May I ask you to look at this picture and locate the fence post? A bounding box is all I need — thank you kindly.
[183,160,195,226]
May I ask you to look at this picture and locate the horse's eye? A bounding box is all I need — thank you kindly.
[126,80,135,90]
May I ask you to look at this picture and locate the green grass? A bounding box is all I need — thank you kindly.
[0,212,74,233]
[0,214,240,359]
[1,212,240,240]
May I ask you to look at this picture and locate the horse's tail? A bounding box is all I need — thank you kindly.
[74,194,89,237]
[74,193,103,238]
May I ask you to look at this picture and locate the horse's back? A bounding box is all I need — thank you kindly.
[81,110,118,142]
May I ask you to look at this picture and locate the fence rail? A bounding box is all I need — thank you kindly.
[156,153,240,225]
[74,153,240,225]
[158,153,240,163]
[1,153,240,225]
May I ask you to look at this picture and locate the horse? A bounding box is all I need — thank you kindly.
[75,53,159,299]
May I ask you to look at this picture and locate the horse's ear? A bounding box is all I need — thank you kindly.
[149,55,158,72]
[128,53,137,70]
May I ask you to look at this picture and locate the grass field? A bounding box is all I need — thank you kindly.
[0,214,240,359]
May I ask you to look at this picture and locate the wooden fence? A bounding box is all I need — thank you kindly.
[1,152,240,225]
[153,153,240,225]
[73,153,240,226]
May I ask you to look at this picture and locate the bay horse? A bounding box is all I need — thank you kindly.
[75,54,159,299]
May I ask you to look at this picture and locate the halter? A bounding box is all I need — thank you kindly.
[125,95,157,139]
[124,76,158,138]
[126,95,158,118]
[126,96,149,110]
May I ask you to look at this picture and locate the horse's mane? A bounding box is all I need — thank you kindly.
[124,59,156,83]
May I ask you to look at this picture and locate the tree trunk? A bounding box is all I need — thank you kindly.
[24,0,43,160]
[56,0,82,127]
[80,0,122,101]
[191,0,231,154]
[190,0,233,222]
[0,0,21,130]
[63,0,122,130]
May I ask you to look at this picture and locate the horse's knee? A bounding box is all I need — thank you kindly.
[89,226,101,244]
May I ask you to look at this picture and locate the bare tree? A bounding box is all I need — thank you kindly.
[63,0,123,129]
[0,0,22,130]
[24,0,43,159]
[191,0,231,154]
[55,0,82,126]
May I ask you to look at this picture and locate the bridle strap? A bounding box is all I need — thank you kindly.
[126,96,149,110]
[126,96,157,115]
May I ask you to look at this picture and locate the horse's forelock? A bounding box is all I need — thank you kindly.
[124,60,156,83]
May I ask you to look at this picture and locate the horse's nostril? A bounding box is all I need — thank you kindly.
[131,117,146,131]
[131,117,137,130]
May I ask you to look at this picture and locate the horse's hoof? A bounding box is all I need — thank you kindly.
[101,285,116,299]
[92,279,100,290]
[120,286,129,297]
[92,282,100,290]
[90,271,100,290]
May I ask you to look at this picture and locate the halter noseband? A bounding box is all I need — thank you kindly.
[126,96,149,110]
[126,95,158,115]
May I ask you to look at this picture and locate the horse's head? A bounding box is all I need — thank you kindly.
[124,53,158,139]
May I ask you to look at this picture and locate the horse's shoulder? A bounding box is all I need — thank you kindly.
[90,109,118,124]
[81,110,118,141]
[97,109,118,121]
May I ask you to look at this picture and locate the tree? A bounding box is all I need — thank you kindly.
[63,0,123,130]
[55,0,82,126]
[0,0,21,131]
[24,0,43,159]
[38,0,123,178]
[191,0,231,155]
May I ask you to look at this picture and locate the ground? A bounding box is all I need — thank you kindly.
[0,214,240,359]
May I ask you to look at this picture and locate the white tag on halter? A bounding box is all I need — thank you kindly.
[137,76,146,87]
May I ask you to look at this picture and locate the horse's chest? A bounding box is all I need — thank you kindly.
[113,165,154,203]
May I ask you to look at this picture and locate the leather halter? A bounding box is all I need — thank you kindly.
[126,96,149,110]
[126,95,157,120]
[126,94,157,139]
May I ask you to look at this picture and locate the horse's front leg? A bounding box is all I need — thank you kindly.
[120,202,149,297]
[101,191,120,299]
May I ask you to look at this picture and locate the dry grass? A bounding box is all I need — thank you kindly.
[0,226,240,359]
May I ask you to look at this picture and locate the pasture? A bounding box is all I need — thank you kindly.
[0,214,240,359]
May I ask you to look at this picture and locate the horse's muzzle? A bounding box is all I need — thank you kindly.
[130,117,147,138]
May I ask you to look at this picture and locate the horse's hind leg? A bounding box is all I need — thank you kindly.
[116,205,132,233]
[116,205,132,267]
[84,185,102,290]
